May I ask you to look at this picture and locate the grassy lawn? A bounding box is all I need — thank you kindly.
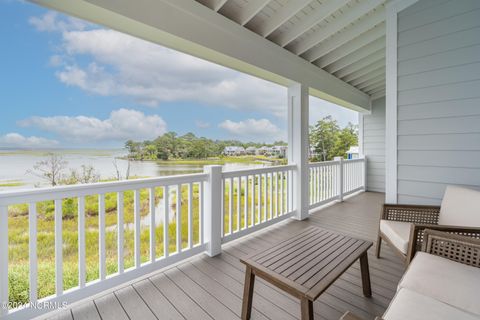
[154,156,285,165]
[0,180,25,187]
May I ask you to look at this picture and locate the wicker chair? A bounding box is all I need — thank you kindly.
[341,230,480,320]
[376,186,480,265]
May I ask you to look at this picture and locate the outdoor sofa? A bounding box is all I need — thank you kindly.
[342,229,480,320]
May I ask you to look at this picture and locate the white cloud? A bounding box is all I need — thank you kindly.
[195,120,211,129]
[0,133,59,148]
[18,109,167,143]
[29,11,89,33]
[32,12,287,117]
[219,119,283,141]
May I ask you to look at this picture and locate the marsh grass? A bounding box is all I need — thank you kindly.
[7,177,286,305]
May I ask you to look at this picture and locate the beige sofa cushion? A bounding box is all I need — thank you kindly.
[439,185,480,227]
[398,252,480,316]
[383,288,480,320]
[379,220,412,254]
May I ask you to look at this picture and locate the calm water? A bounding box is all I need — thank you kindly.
[0,149,269,191]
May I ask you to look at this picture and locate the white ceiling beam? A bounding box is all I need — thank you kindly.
[257,0,312,37]
[316,22,385,68]
[305,9,385,63]
[342,59,385,83]
[198,0,229,11]
[236,0,271,26]
[335,49,385,78]
[350,66,385,87]
[292,0,384,56]
[357,75,385,91]
[33,0,370,112]
[271,0,350,47]
[325,36,385,74]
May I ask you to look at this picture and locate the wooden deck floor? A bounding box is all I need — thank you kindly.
[45,192,404,320]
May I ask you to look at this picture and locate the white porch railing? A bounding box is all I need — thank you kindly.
[221,165,296,244]
[0,173,209,320]
[309,157,366,209]
[0,160,364,319]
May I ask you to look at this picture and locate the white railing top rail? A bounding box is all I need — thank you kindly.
[309,160,340,167]
[221,164,296,178]
[344,158,364,163]
[0,172,208,206]
[309,157,364,167]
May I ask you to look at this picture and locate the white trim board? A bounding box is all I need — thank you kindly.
[385,0,419,204]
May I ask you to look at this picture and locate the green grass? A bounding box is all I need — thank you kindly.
[154,156,285,165]
[6,176,289,306]
[0,181,25,187]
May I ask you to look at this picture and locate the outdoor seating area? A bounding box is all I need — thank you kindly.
[42,192,405,320]
[2,0,480,319]
[377,186,480,264]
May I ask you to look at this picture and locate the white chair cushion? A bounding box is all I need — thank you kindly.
[439,185,480,227]
[379,220,412,254]
[398,252,480,316]
[383,288,480,320]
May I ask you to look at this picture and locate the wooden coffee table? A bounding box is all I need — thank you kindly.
[240,226,373,320]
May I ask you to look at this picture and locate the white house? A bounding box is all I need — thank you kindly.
[270,145,288,158]
[256,146,270,155]
[245,146,257,155]
[223,146,245,156]
[347,146,359,159]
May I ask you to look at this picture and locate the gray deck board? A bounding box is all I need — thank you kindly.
[71,301,100,320]
[47,192,403,320]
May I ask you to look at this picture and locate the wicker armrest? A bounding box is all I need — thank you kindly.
[421,229,480,267]
[382,204,440,224]
[407,224,480,264]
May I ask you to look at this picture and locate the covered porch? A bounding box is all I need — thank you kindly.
[47,192,403,320]
[1,0,479,319]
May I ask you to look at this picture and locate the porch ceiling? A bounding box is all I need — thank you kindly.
[197,0,387,99]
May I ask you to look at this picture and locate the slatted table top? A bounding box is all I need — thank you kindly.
[240,226,372,301]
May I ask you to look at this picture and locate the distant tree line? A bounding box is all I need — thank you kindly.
[310,116,358,161]
[125,132,287,161]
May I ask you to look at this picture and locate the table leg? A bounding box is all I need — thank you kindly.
[359,252,372,297]
[241,266,255,320]
[300,298,313,320]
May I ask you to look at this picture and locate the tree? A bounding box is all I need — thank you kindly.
[113,158,131,180]
[27,153,68,186]
[310,116,340,161]
[309,117,359,161]
[65,165,100,184]
[333,122,358,159]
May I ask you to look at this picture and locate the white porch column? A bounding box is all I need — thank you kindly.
[288,83,309,220]
[204,165,222,257]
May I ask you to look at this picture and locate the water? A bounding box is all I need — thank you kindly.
[0,149,270,191]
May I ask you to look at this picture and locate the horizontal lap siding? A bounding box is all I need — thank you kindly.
[364,97,385,192]
[397,0,480,205]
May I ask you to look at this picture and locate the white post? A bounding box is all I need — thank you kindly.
[0,206,8,317]
[362,155,368,191]
[288,83,309,220]
[204,165,222,257]
[335,157,344,202]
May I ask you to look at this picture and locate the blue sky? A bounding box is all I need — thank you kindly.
[0,1,358,148]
